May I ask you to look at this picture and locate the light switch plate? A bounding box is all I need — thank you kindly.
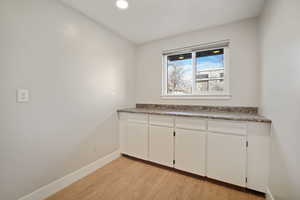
[17,89,30,103]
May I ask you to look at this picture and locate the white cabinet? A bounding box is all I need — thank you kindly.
[149,114,174,167]
[150,114,174,127]
[118,112,270,193]
[119,113,148,160]
[119,119,128,154]
[207,133,247,187]
[208,120,247,135]
[149,125,174,167]
[175,128,206,176]
[119,113,128,154]
[246,122,270,193]
[175,117,206,130]
[127,122,148,160]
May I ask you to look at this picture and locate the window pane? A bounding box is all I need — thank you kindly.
[196,48,225,93]
[197,80,209,91]
[209,79,224,91]
[167,53,192,95]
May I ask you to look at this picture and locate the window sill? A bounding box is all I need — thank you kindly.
[160,94,232,100]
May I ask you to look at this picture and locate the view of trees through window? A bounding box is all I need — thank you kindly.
[167,53,192,94]
[166,48,225,95]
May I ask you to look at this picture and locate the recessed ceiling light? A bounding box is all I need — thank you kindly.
[116,0,129,10]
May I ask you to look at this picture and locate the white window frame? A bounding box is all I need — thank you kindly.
[161,41,231,99]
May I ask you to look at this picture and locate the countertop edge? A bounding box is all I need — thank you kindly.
[117,109,272,123]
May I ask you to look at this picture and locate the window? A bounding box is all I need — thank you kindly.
[162,43,229,98]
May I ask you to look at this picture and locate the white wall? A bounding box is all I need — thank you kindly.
[135,18,260,106]
[0,0,136,200]
[259,0,300,200]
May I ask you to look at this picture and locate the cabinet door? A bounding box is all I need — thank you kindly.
[175,129,206,176]
[247,122,270,193]
[127,122,148,160]
[207,133,246,187]
[149,125,173,167]
[119,119,128,154]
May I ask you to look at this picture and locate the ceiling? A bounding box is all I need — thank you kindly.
[61,0,265,44]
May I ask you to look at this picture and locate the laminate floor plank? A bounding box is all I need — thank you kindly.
[46,156,265,200]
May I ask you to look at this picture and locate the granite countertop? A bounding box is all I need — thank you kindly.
[117,107,271,123]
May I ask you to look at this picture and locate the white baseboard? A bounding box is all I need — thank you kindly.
[18,150,121,200]
[266,187,275,200]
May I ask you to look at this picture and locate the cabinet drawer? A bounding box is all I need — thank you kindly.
[150,115,174,127]
[175,117,206,130]
[208,120,247,135]
[127,113,148,124]
[119,112,129,120]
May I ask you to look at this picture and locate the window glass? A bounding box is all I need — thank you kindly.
[196,49,224,93]
[167,53,193,95]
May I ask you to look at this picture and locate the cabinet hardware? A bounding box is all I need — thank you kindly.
[246,141,249,147]
[173,160,175,165]
[173,131,176,136]
[246,177,248,183]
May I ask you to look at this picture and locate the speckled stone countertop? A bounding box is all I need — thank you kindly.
[117,106,271,123]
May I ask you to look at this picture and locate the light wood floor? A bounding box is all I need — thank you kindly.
[46,156,264,200]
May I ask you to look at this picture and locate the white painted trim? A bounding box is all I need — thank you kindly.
[18,150,121,200]
[162,39,230,55]
[266,187,275,200]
